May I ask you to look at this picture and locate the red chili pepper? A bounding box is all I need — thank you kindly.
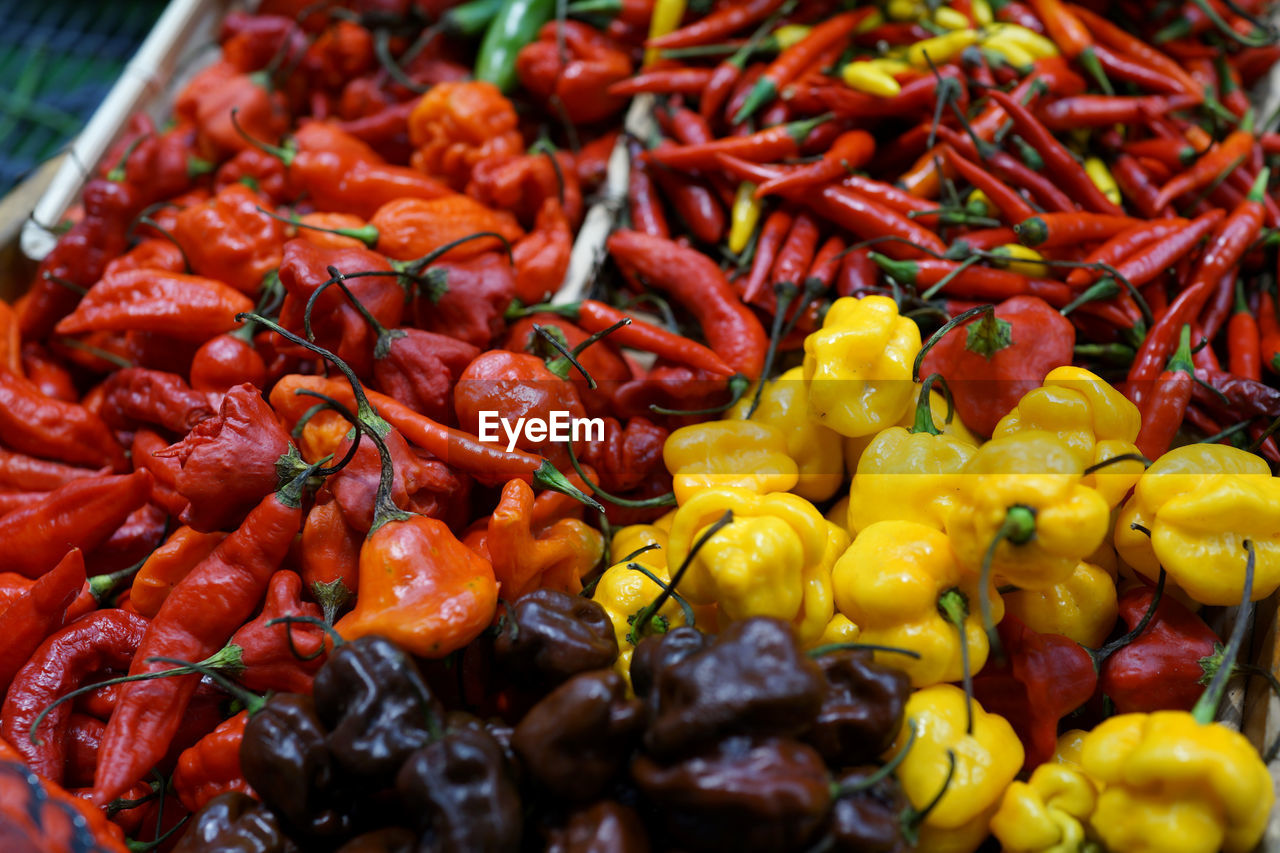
[1,609,149,784]
[933,125,1078,214]
[0,548,86,698]
[1198,271,1236,343]
[647,113,833,171]
[1091,42,1189,94]
[648,141,727,244]
[836,247,879,297]
[1135,326,1195,455]
[607,67,716,97]
[805,235,846,290]
[871,255,1073,306]
[190,330,269,392]
[172,710,253,813]
[1151,130,1254,211]
[972,614,1097,770]
[1069,4,1202,94]
[627,136,669,238]
[100,368,215,436]
[0,471,151,579]
[228,570,327,694]
[1227,279,1262,380]
[753,129,875,198]
[55,269,255,342]
[647,0,787,49]
[0,450,104,493]
[743,208,794,303]
[512,199,574,305]
[986,89,1125,215]
[515,21,633,125]
[0,372,127,472]
[734,10,869,122]
[607,229,769,378]
[21,343,79,403]
[92,469,310,805]
[1066,218,1188,287]
[771,212,821,289]
[1038,93,1201,130]
[1014,212,1140,248]
[1260,285,1280,374]
[1101,582,1221,714]
[943,144,1036,224]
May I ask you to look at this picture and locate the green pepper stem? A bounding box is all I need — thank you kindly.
[937,588,974,735]
[1088,568,1166,670]
[257,206,380,248]
[911,373,954,435]
[625,562,696,636]
[900,748,957,845]
[1192,540,1256,724]
[650,373,751,416]
[912,304,995,380]
[631,510,733,642]
[832,720,918,798]
[806,643,923,659]
[746,282,798,419]
[565,436,675,508]
[978,506,1036,664]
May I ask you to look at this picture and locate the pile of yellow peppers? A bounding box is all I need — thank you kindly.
[594,294,1280,853]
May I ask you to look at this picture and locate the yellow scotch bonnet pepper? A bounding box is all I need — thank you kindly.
[803,295,920,439]
[847,378,978,534]
[1003,559,1118,648]
[668,487,829,631]
[831,520,1001,686]
[989,762,1098,853]
[1114,443,1280,605]
[591,553,692,685]
[1081,711,1274,853]
[993,366,1143,508]
[729,366,844,502]
[947,430,1110,592]
[891,684,1023,853]
[663,420,798,504]
[844,386,977,472]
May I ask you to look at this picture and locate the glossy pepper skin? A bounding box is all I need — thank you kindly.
[1081,711,1274,853]
[728,366,844,502]
[173,711,253,813]
[993,365,1144,507]
[632,736,831,853]
[240,693,353,841]
[947,431,1110,590]
[667,487,828,628]
[1101,584,1220,714]
[804,649,910,767]
[513,669,644,802]
[161,383,293,533]
[826,764,912,853]
[545,801,650,853]
[227,570,327,694]
[803,296,920,439]
[313,635,442,785]
[890,684,1023,853]
[172,183,285,294]
[1115,444,1280,605]
[0,371,128,471]
[1003,558,1118,649]
[174,791,296,853]
[55,268,256,342]
[592,548,694,685]
[0,548,86,698]
[493,589,618,687]
[664,421,799,503]
[645,617,824,758]
[833,520,1002,687]
[989,762,1098,853]
[396,726,523,853]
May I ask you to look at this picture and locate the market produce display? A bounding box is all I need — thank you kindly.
[2,0,1280,849]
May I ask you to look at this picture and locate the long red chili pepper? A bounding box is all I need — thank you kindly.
[743,209,794,303]
[1066,218,1189,287]
[985,89,1125,215]
[933,125,1078,214]
[1136,325,1195,458]
[1014,213,1139,248]
[648,141,727,244]
[646,113,833,171]
[1038,94,1201,130]
[607,229,769,377]
[1069,4,1202,94]
[1108,208,1225,290]
[770,212,821,289]
[627,136,669,238]
[733,10,869,122]
[1091,43,1188,94]
[1151,130,1254,211]
[1227,280,1262,380]
[870,255,1074,305]
[1260,285,1280,374]
[647,0,786,50]
[805,235,846,289]
[943,145,1037,224]
[607,67,716,97]
[754,129,875,198]
[1111,154,1174,218]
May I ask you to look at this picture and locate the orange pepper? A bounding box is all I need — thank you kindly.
[407,80,524,190]
[129,526,227,618]
[473,479,605,599]
[297,212,370,250]
[512,198,574,304]
[297,408,351,464]
[172,710,252,813]
[368,195,523,262]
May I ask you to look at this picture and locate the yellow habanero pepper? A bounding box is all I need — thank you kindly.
[970,0,994,25]
[890,684,1023,853]
[1114,443,1280,605]
[993,366,1143,507]
[832,520,1002,686]
[668,487,829,630]
[663,420,798,504]
[947,431,1110,593]
[844,387,977,471]
[842,61,901,97]
[1081,711,1274,853]
[886,0,925,21]
[1003,559,1118,648]
[592,555,691,685]
[847,379,978,534]
[1052,729,1089,770]
[728,366,844,502]
[803,295,920,438]
[989,763,1097,853]
[793,520,846,645]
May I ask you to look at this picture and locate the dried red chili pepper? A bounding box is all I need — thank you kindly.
[100,368,215,436]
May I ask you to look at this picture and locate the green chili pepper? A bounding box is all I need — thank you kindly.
[474,0,557,93]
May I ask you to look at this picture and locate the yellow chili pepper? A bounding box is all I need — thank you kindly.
[803,295,921,438]
[970,0,994,25]
[668,487,828,627]
[664,420,799,504]
[812,612,860,647]
[981,36,1035,68]
[609,523,668,566]
[887,0,925,21]
[728,181,761,255]
[989,243,1049,278]
[907,29,979,66]
[934,5,971,29]
[984,23,1059,58]
[1084,156,1123,206]
[825,495,850,533]
[856,8,885,32]
[1003,559,1118,648]
[792,520,845,645]
[1052,729,1089,770]
[842,61,902,98]
[644,0,686,67]
[728,366,844,502]
[1115,443,1280,605]
[989,763,1098,853]
[832,520,1002,686]
[1081,711,1274,853]
[947,431,1111,592]
[965,188,993,218]
[846,381,978,534]
[773,24,812,49]
[890,684,1023,851]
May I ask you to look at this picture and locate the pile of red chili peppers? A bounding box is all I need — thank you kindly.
[2,0,1280,849]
